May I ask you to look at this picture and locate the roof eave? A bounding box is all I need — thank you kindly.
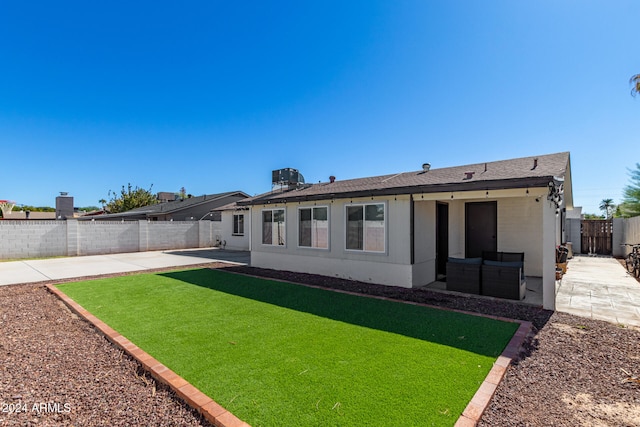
[239,176,556,205]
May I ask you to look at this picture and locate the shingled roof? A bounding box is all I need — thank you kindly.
[239,152,571,206]
[81,191,250,220]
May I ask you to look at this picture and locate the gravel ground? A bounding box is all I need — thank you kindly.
[1,263,639,426]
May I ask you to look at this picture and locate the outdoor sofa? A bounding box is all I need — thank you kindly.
[446,251,526,300]
[445,257,482,295]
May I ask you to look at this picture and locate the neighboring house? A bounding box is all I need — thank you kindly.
[2,211,57,220]
[82,191,250,222]
[237,152,573,310]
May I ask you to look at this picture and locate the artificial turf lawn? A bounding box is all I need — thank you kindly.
[58,268,519,427]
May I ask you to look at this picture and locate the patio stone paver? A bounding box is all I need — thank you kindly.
[555,255,640,327]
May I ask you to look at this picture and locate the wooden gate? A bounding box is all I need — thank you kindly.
[581,220,613,255]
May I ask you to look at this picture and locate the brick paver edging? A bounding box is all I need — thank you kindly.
[46,284,250,427]
[47,275,533,427]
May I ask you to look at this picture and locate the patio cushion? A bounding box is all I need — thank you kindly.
[482,251,525,263]
[483,260,523,269]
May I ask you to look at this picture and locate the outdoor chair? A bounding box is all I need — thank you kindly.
[446,257,482,295]
[481,258,526,300]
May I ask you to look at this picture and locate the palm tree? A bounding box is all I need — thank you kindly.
[631,74,640,97]
[599,198,615,219]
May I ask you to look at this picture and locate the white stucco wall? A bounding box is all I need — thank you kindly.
[439,196,545,277]
[218,210,250,251]
[249,196,415,287]
[248,189,557,307]
[497,197,544,277]
[411,200,436,286]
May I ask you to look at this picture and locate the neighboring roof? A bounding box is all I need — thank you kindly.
[1,211,57,220]
[239,152,572,206]
[82,191,250,220]
[212,200,251,211]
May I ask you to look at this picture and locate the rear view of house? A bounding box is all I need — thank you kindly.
[238,152,573,310]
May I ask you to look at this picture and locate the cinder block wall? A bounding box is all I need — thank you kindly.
[147,222,199,251]
[0,220,213,260]
[0,220,67,259]
[78,221,140,255]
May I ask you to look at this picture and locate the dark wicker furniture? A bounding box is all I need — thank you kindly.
[446,252,526,301]
[446,257,482,295]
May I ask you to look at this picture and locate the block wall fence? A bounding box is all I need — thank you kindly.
[0,220,222,260]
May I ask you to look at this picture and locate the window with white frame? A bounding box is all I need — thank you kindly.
[232,214,244,236]
[298,206,329,249]
[346,203,385,252]
[262,209,285,245]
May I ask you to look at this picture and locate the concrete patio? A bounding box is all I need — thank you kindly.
[555,254,640,327]
[0,248,250,286]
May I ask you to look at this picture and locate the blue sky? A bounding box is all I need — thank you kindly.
[1,1,638,214]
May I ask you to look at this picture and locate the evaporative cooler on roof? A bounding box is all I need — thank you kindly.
[272,168,305,187]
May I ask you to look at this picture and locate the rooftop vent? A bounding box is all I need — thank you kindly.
[422,163,431,172]
[464,171,475,180]
[329,176,336,183]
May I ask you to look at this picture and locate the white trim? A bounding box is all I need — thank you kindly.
[297,205,330,250]
[344,202,387,253]
[260,208,286,247]
[232,213,245,236]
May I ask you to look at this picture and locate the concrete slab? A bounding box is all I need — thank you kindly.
[556,255,640,328]
[0,261,51,285]
[0,248,250,286]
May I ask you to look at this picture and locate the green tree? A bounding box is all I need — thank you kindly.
[631,74,640,97]
[105,184,158,213]
[598,198,615,219]
[620,163,640,217]
[178,187,187,200]
[583,213,605,220]
[12,205,55,212]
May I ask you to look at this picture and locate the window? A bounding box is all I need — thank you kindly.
[346,203,385,252]
[299,206,328,249]
[262,209,285,245]
[233,214,244,236]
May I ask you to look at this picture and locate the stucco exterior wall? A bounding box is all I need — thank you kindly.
[411,200,436,286]
[442,196,545,277]
[248,189,558,310]
[219,211,250,251]
[249,196,415,286]
[497,196,544,277]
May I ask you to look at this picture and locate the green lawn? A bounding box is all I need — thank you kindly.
[58,269,518,427]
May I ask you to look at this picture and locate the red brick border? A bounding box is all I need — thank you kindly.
[46,284,250,427]
[48,274,533,427]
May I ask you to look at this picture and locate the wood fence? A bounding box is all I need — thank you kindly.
[581,220,613,255]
